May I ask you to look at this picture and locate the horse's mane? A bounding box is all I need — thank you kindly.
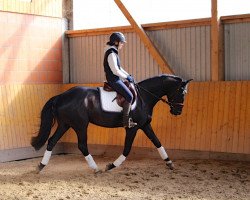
[138,74,182,86]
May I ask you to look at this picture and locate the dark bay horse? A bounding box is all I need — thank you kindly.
[31,74,192,173]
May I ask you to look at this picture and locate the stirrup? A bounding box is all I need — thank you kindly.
[127,118,137,128]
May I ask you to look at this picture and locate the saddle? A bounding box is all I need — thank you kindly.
[103,80,137,107]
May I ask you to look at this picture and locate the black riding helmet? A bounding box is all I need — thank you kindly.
[107,32,126,46]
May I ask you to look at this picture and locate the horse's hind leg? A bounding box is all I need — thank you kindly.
[73,124,100,173]
[37,123,69,173]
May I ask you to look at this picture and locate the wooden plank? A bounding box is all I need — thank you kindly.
[190,83,199,150]
[12,85,23,148]
[238,82,247,153]
[5,85,13,149]
[203,82,214,151]
[195,27,201,80]
[244,83,250,154]
[184,83,194,150]
[185,27,191,77]
[6,85,16,149]
[175,108,183,150]
[221,82,230,152]
[221,14,250,24]
[179,84,189,150]
[26,85,36,136]
[66,26,133,38]
[200,26,206,80]
[210,82,220,151]
[165,102,172,148]
[216,83,226,152]
[143,18,211,31]
[231,82,241,153]
[195,83,203,151]
[65,19,211,38]
[0,86,5,150]
[114,0,174,74]
[170,109,177,149]
[2,86,9,150]
[226,83,236,153]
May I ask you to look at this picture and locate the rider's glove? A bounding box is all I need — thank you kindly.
[127,75,134,83]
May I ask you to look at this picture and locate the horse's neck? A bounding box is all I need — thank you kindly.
[138,77,166,107]
[138,75,180,109]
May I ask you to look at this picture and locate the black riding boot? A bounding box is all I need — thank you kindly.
[122,101,137,128]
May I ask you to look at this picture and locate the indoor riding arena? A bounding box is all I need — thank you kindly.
[0,0,249,199]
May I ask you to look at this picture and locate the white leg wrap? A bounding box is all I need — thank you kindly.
[157,146,169,160]
[113,154,126,167]
[41,150,52,165]
[85,154,98,170]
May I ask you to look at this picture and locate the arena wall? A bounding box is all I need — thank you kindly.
[0,5,249,162]
[61,82,250,156]
[62,15,250,160]
[0,0,64,161]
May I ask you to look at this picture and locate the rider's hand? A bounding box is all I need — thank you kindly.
[127,75,134,83]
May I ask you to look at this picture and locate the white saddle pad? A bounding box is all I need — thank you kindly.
[98,87,136,112]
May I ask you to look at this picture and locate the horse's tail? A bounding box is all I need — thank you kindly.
[31,95,58,151]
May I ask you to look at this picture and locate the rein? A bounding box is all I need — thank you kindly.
[134,83,184,108]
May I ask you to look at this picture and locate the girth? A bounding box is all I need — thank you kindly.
[103,80,137,107]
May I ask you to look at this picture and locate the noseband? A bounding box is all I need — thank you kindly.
[135,83,184,108]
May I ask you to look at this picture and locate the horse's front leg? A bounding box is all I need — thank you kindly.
[141,124,174,170]
[105,128,137,171]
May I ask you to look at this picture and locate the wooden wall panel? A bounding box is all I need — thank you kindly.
[68,27,210,83]
[224,22,250,80]
[0,0,62,18]
[61,82,250,155]
[0,84,61,150]
[0,82,249,156]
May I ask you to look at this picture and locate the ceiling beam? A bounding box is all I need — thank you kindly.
[114,0,174,74]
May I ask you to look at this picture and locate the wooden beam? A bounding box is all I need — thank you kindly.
[143,18,211,31]
[114,0,174,74]
[221,14,250,24]
[66,18,211,38]
[211,0,223,81]
[66,26,133,37]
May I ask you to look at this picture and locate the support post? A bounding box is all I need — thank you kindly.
[211,0,224,81]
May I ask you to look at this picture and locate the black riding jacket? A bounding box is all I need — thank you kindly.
[103,46,129,82]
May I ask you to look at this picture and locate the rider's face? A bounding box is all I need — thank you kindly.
[118,41,125,50]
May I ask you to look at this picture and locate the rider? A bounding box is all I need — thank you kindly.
[103,32,137,128]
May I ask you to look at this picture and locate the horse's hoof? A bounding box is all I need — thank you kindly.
[105,163,115,171]
[166,161,174,170]
[94,169,102,174]
[36,163,45,173]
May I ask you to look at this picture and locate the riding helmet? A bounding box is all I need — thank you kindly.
[107,32,126,45]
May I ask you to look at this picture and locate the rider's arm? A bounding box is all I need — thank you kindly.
[108,53,128,79]
[120,67,129,76]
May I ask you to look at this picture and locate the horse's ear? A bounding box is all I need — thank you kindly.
[182,79,193,86]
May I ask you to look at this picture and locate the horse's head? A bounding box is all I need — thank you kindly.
[162,75,192,116]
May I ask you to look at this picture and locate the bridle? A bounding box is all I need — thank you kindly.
[134,82,185,109]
